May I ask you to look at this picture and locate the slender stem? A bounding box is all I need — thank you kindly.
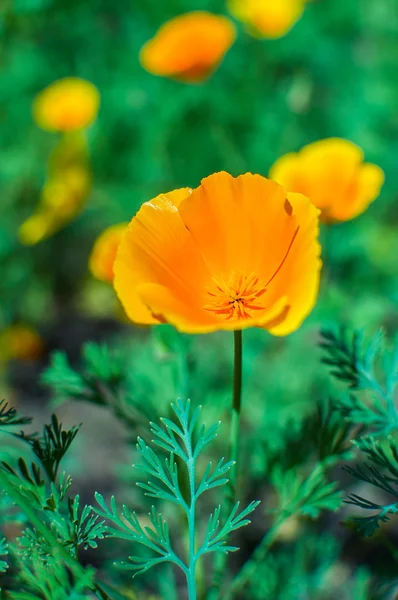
[208,330,243,599]
[227,330,243,505]
[186,435,197,599]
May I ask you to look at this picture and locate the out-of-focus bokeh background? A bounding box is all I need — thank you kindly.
[1,0,398,597]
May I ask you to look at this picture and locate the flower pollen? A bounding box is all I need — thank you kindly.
[204,272,267,320]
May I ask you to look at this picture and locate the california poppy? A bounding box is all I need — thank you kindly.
[269,138,385,223]
[33,77,100,132]
[19,134,91,245]
[227,0,306,39]
[0,325,44,362]
[114,172,321,335]
[140,12,236,83]
[89,223,128,283]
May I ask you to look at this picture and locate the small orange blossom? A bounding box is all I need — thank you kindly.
[114,172,321,335]
[227,0,306,39]
[19,134,91,245]
[269,138,385,223]
[89,223,128,283]
[140,12,236,83]
[0,325,44,362]
[33,77,100,132]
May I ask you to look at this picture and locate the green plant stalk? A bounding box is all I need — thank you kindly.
[186,420,198,599]
[208,330,243,599]
[228,330,243,502]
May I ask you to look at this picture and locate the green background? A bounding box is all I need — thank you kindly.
[1,0,398,596]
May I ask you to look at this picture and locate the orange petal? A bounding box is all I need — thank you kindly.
[0,325,44,362]
[329,163,385,222]
[140,12,236,83]
[269,138,383,223]
[33,77,100,132]
[114,188,210,325]
[89,223,128,283]
[228,0,305,39]
[138,282,289,333]
[269,153,303,195]
[179,172,291,277]
[266,192,321,335]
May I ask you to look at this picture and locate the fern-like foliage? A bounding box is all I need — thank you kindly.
[18,415,80,482]
[344,436,398,536]
[320,327,398,435]
[271,463,342,519]
[65,495,107,553]
[0,407,110,598]
[41,342,157,430]
[0,400,31,429]
[7,553,97,600]
[0,536,9,591]
[321,327,398,538]
[95,399,259,598]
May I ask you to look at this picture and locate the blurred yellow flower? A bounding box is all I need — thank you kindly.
[140,12,236,83]
[19,133,91,245]
[114,172,321,335]
[89,223,128,283]
[269,138,385,223]
[0,325,44,362]
[227,0,306,39]
[33,77,100,132]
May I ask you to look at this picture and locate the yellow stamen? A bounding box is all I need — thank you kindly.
[203,226,300,321]
[204,272,267,320]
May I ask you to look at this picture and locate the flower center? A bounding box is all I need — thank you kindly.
[203,224,300,322]
[204,272,267,320]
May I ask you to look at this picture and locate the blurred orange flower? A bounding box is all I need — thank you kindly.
[19,133,91,245]
[269,138,385,223]
[33,77,100,132]
[0,325,44,362]
[89,223,128,283]
[140,12,236,83]
[227,0,306,39]
[114,172,321,335]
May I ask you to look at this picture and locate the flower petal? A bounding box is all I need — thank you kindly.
[266,193,321,335]
[269,138,384,223]
[228,0,305,39]
[89,223,128,283]
[179,171,293,279]
[33,78,100,132]
[140,12,236,83]
[330,163,385,222]
[138,282,289,333]
[114,188,210,325]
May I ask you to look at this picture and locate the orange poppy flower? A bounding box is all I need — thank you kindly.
[227,0,305,39]
[19,134,91,245]
[33,77,100,132]
[114,172,321,335]
[0,325,44,362]
[89,223,128,283]
[140,12,236,83]
[269,138,385,223]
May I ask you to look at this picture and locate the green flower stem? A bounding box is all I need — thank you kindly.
[223,516,287,599]
[186,423,198,599]
[229,330,243,503]
[208,330,243,599]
